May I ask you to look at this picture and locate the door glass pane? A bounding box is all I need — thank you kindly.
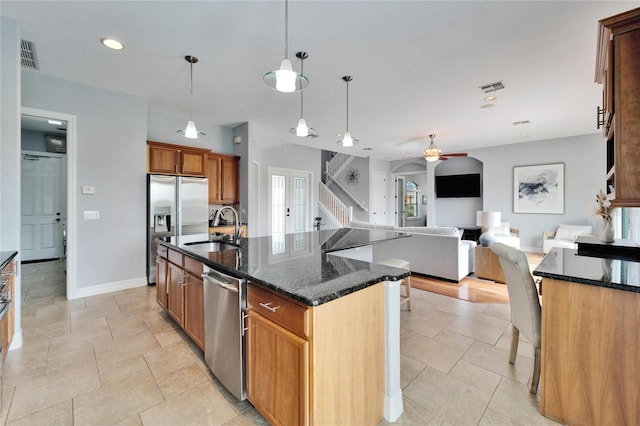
[292,176,306,233]
[272,175,286,234]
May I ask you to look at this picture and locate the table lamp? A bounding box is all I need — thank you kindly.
[476,211,502,247]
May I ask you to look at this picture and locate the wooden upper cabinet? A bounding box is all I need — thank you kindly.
[207,153,240,204]
[595,8,640,207]
[147,141,208,176]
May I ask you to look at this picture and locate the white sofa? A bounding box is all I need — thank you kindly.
[349,221,476,282]
[542,224,593,254]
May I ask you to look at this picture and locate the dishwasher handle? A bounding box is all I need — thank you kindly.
[202,273,240,293]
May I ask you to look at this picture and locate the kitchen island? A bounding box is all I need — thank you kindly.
[533,248,640,425]
[156,228,410,425]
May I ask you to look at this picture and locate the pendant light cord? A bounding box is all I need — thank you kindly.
[300,57,304,118]
[346,79,349,132]
[189,61,193,120]
[284,0,289,59]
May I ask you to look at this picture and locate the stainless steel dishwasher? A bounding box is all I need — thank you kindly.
[202,265,247,400]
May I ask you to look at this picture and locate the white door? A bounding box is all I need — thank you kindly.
[371,171,387,224]
[269,168,311,237]
[21,153,66,261]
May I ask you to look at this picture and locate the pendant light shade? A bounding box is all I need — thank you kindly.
[178,55,205,139]
[337,76,357,147]
[263,0,308,93]
[288,52,317,138]
[424,134,442,161]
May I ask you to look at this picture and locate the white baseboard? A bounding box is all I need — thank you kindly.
[9,331,23,350]
[72,276,148,299]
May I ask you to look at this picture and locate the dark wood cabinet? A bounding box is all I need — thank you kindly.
[596,8,640,206]
[147,141,209,177]
[206,153,239,204]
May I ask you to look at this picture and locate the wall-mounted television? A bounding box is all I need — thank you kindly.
[435,173,481,198]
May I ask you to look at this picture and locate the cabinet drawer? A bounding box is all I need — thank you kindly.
[168,248,183,266]
[157,245,168,259]
[248,283,309,338]
[184,256,203,276]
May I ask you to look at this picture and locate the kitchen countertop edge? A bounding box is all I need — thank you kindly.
[157,234,410,306]
[533,247,640,294]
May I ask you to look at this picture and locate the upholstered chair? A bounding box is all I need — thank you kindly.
[490,242,541,394]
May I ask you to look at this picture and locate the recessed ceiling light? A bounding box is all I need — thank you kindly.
[480,104,495,109]
[47,119,62,125]
[519,133,530,138]
[101,38,124,50]
[484,96,497,102]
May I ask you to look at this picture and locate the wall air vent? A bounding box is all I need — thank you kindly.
[479,81,505,93]
[21,39,39,70]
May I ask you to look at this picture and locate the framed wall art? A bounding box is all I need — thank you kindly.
[513,163,564,214]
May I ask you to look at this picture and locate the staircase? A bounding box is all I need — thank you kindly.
[320,153,368,226]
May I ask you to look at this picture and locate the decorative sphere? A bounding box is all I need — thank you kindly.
[479,232,497,247]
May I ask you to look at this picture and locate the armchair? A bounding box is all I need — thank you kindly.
[491,222,520,249]
[542,225,593,254]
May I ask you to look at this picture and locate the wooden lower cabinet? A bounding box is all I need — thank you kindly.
[541,278,640,424]
[167,262,184,327]
[247,312,309,426]
[157,248,204,350]
[1,259,15,361]
[183,271,204,349]
[155,256,168,309]
[246,282,384,425]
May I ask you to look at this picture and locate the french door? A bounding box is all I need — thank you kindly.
[269,168,311,237]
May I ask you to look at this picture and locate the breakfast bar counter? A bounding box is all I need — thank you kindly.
[533,248,640,425]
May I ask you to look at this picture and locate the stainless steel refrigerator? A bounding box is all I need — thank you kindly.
[147,174,208,284]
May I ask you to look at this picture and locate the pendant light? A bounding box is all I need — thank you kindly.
[338,76,357,147]
[289,52,318,138]
[178,55,205,139]
[424,134,442,161]
[263,0,308,93]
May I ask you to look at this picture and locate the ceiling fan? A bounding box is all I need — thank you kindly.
[423,134,468,162]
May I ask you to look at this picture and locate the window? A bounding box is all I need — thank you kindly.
[406,181,419,218]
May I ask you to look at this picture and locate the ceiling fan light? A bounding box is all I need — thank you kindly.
[296,117,309,137]
[184,120,198,139]
[343,131,354,147]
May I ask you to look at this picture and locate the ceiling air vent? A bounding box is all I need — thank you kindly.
[21,39,39,70]
[512,120,531,126]
[479,80,505,93]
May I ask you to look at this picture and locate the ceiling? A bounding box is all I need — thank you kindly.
[2,1,635,160]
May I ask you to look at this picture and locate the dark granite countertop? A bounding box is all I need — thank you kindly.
[157,228,411,306]
[533,247,640,293]
[0,251,18,271]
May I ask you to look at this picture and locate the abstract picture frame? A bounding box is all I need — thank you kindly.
[513,163,564,214]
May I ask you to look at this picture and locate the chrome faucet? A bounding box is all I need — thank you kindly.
[212,206,242,244]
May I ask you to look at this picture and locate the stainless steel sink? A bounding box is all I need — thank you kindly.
[183,241,240,252]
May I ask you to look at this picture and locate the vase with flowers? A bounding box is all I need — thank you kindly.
[594,190,614,243]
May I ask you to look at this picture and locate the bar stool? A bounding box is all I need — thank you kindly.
[378,258,411,310]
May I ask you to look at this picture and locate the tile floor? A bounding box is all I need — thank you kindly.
[2,259,559,425]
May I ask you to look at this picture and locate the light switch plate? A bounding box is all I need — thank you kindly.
[83,210,100,220]
[82,186,95,194]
